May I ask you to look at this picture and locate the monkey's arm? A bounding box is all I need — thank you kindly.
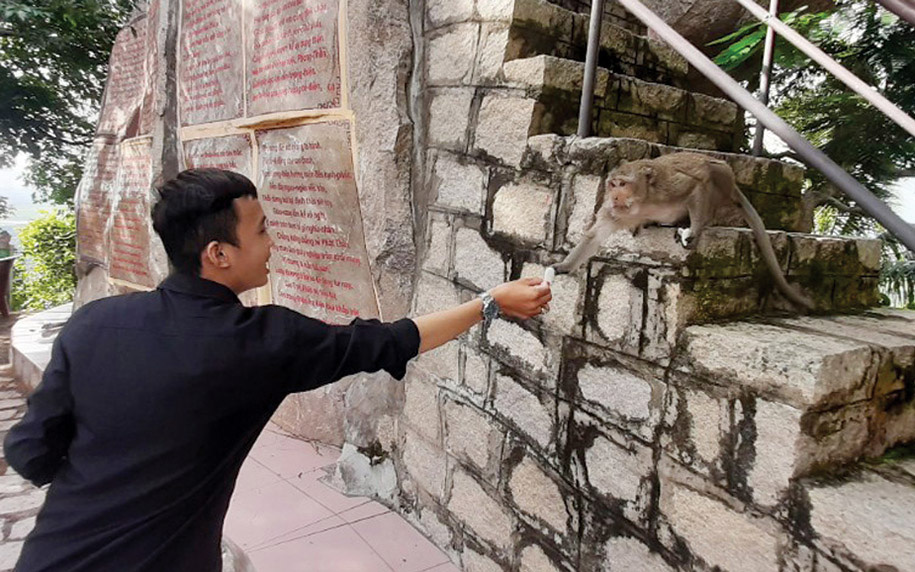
[553,216,621,273]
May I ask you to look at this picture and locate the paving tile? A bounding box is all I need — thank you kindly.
[249,433,340,479]
[247,524,393,572]
[234,458,284,494]
[337,500,389,524]
[422,562,461,572]
[286,473,370,515]
[248,514,347,552]
[351,512,450,572]
[224,479,334,549]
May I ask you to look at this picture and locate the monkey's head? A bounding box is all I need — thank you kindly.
[606,162,653,215]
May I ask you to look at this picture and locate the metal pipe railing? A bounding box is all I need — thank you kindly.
[613,0,915,253]
[751,0,779,156]
[578,0,605,137]
[732,0,915,139]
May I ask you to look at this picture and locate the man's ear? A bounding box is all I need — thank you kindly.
[202,241,230,269]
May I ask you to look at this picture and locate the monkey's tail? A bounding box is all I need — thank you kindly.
[735,190,815,311]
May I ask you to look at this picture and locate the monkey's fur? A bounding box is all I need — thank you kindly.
[553,152,814,311]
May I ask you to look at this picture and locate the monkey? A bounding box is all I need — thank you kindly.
[553,152,815,311]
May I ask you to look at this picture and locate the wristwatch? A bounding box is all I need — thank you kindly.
[479,291,500,327]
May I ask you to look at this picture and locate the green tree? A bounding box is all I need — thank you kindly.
[11,209,77,311]
[0,0,137,206]
[711,1,915,305]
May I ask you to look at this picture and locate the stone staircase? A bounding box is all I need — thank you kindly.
[403,0,915,570]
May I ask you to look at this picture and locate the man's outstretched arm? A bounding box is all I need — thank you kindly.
[413,277,551,353]
[4,336,75,486]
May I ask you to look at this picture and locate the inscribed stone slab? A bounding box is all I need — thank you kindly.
[76,138,119,265]
[139,0,161,135]
[245,0,342,116]
[256,121,378,323]
[179,0,245,125]
[109,138,154,287]
[97,17,149,138]
[183,135,253,177]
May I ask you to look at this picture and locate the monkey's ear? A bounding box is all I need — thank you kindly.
[643,166,655,183]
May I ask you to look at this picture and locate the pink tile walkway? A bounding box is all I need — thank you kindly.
[225,423,458,572]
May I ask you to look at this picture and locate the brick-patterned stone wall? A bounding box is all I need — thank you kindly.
[375,1,913,571]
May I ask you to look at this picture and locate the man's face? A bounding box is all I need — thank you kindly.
[224,197,273,293]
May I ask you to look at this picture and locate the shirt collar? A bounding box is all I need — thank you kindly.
[158,273,241,304]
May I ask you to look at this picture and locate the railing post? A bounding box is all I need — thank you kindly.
[578,0,605,137]
[752,0,779,156]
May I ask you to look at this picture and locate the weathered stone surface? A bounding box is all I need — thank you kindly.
[432,153,487,214]
[427,24,479,85]
[475,23,511,83]
[0,541,24,570]
[564,174,601,246]
[0,489,45,513]
[585,434,652,505]
[477,0,515,21]
[448,470,513,550]
[418,507,453,550]
[520,544,561,571]
[423,213,452,276]
[748,400,802,507]
[509,456,567,532]
[474,93,536,166]
[491,180,554,244]
[504,55,609,99]
[335,443,398,501]
[591,270,644,349]
[427,0,474,27]
[493,374,553,447]
[9,516,35,540]
[462,345,491,395]
[660,478,781,572]
[463,547,504,572]
[682,389,722,467]
[402,431,448,498]
[443,400,502,470]
[428,89,475,151]
[416,339,460,382]
[487,320,553,379]
[602,536,675,572]
[454,228,506,291]
[806,470,915,571]
[679,322,874,409]
[576,363,654,421]
[414,272,462,316]
[403,376,441,442]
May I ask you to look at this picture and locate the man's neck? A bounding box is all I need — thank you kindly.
[198,269,240,294]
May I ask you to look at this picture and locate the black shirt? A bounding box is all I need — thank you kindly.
[3,273,420,572]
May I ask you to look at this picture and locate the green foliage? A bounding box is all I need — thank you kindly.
[711,1,915,306]
[0,0,137,206]
[11,210,77,311]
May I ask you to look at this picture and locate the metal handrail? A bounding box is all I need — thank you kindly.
[576,0,915,253]
[732,0,915,139]
[751,0,778,156]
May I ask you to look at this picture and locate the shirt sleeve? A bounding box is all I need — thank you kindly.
[282,313,421,394]
[3,335,76,486]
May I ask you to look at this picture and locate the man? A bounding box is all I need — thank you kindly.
[4,169,551,571]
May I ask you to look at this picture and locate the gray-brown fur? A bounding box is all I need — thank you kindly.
[554,152,814,311]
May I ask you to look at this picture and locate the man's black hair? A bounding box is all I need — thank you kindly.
[152,168,258,275]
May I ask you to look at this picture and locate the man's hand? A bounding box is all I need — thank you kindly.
[490,277,552,319]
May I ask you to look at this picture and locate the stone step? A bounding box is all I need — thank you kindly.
[797,452,915,570]
[503,0,689,87]
[513,225,881,364]
[661,310,915,510]
[503,55,739,152]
